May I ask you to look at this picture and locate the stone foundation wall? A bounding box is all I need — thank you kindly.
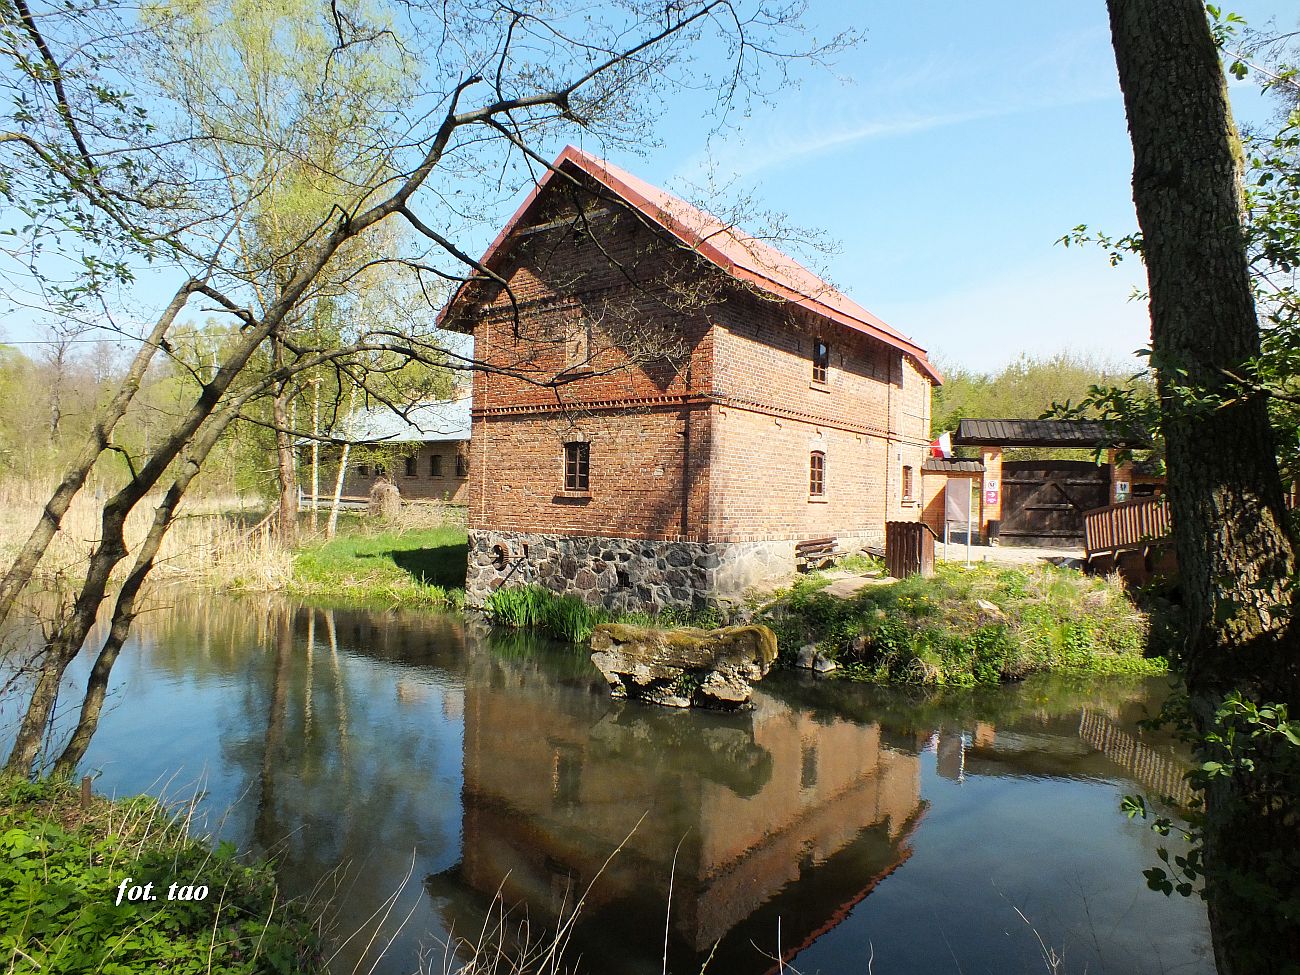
[465,530,878,611]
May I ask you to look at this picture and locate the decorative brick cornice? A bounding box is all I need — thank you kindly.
[472,392,710,417]
[473,391,932,447]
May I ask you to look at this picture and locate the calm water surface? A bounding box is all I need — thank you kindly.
[5,594,1213,975]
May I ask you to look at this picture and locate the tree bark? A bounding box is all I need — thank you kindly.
[1106,2,1300,970]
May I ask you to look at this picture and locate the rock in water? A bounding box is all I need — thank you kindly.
[589,623,778,710]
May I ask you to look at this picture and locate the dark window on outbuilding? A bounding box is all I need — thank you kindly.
[357,463,370,476]
[813,340,830,384]
[404,455,417,477]
[564,442,590,492]
[430,454,443,477]
[810,451,826,496]
[455,453,468,478]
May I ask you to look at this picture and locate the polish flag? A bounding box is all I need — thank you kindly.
[930,432,952,458]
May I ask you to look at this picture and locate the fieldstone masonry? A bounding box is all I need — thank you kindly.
[466,530,815,610]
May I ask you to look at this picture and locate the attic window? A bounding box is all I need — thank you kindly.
[813,340,829,384]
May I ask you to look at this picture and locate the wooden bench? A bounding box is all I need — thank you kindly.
[795,536,840,572]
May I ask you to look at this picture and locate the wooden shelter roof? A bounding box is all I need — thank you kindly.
[922,458,984,473]
[952,418,1149,449]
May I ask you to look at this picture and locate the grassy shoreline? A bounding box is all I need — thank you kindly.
[768,561,1164,685]
[0,776,323,973]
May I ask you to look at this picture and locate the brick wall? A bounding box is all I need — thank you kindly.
[467,406,710,540]
[707,294,931,542]
[342,442,469,502]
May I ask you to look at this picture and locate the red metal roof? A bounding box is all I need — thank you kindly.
[443,145,942,384]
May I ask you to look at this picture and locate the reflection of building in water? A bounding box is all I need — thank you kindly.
[430,653,924,972]
[931,710,1193,807]
[1077,708,1194,805]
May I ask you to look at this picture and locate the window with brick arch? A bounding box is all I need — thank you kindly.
[430,454,443,477]
[809,451,826,497]
[812,339,830,384]
[564,441,590,492]
[455,453,469,478]
[902,464,915,500]
[404,455,417,477]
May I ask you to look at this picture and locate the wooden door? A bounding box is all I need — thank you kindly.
[1000,460,1109,545]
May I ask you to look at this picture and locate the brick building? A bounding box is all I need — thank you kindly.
[442,146,940,608]
[328,399,471,504]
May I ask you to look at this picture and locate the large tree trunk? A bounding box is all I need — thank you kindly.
[1106,2,1300,970]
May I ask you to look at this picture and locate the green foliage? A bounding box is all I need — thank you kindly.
[1124,692,1300,970]
[931,352,1151,459]
[485,585,607,643]
[0,776,322,974]
[766,563,1161,686]
[484,585,725,644]
[290,522,466,607]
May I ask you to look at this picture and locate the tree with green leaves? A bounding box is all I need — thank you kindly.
[0,0,850,776]
[1105,1,1299,969]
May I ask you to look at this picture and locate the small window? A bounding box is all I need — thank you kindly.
[455,453,469,478]
[902,465,915,500]
[564,442,590,492]
[404,455,417,477]
[810,451,825,497]
[430,454,443,477]
[812,340,829,384]
[357,463,370,476]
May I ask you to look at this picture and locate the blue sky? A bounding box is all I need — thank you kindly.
[567,0,1299,373]
[5,2,1297,376]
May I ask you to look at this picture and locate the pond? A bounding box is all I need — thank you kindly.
[5,594,1213,974]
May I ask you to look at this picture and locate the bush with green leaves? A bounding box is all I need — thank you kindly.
[0,777,323,974]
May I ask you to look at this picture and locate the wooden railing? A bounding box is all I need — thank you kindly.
[1083,496,1172,559]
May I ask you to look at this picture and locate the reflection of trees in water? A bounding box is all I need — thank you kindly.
[127,597,472,973]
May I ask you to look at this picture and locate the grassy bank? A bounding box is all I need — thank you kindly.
[768,562,1163,685]
[288,518,467,607]
[0,776,322,973]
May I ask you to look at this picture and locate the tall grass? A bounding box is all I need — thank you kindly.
[0,482,285,591]
[483,585,729,644]
[484,585,605,642]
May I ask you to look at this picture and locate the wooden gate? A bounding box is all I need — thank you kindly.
[1000,460,1109,545]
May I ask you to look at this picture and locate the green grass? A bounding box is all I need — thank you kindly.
[291,523,467,607]
[0,776,323,974]
[484,583,724,643]
[766,562,1164,686]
